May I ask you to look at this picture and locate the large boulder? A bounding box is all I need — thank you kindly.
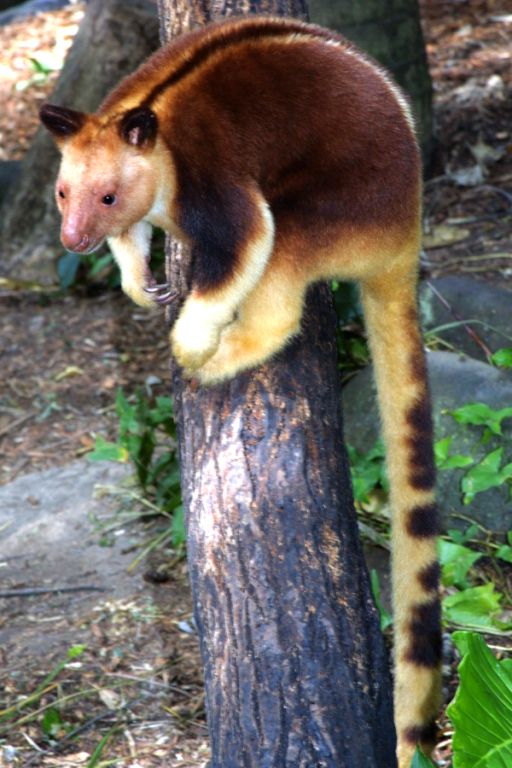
[342,350,512,534]
[420,276,512,362]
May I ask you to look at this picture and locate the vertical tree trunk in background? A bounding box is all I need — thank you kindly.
[309,0,433,169]
[0,0,159,282]
[158,1,397,766]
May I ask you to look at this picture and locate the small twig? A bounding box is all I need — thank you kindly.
[0,411,35,439]
[426,280,493,360]
[53,708,117,748]
[481,184,512,210]
[0,585,107,598]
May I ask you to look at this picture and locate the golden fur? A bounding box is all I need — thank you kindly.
[40,17,441,766]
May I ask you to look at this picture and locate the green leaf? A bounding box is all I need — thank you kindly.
[491,348,512,369]
[87,727,117,768]
[67,644,86,660]
[57,251,81,289]
[462,448,509,504]
[41,707,63,738]
[443,583,509,630]
[88,252,115,276]
[370,569,393,631]
[410,747,436,767]
[347,441,387,502]
[439,540,482,588]
[448,632,512,767]
[434,437,473,471]
[88,436,129,463]
[434,436,451,463]
[495,545,512,564]
[171,505,186,548]
[452,402,512,436]
[447,524,480,546]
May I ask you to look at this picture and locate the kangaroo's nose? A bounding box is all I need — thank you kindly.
[61,226,90,253]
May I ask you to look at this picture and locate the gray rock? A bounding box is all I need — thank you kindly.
[342,351,512,534]
[420,276,512,362]
[0,459,142,656]
[0,161,21,205]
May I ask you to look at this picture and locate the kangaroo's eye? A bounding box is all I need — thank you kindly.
[58,189,65,199]
[102,194,116,206]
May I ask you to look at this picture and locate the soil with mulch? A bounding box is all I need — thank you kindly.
[0,0,511,766]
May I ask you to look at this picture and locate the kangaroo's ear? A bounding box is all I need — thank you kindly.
[39,104,86,142]
[120,107,158,148]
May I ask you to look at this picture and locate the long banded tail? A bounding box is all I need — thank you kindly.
[361,263,442,768]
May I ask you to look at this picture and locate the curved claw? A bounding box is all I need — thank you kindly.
[144,282,170,294]
[154,290,179,305]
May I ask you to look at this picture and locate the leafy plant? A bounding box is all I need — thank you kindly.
[347,440,388,503]
[434,436,474,472]
[461,448,512,505]
[438,539,482,589]
[410,748,436,767]
[448,632,512,766]
[89,388,183,547]
[0,645,86,727]
[16,55,60,91]
[370,569,393,631]
[452,402,512,438]
[41,707,64,740]
[90,389,181,511]
[491,347,512,369]
[332,281,370,371]
[442,583,511,633]
[495,531,512,564]
[57,250,121,290]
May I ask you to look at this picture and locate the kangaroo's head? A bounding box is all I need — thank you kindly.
[40,104,161,253]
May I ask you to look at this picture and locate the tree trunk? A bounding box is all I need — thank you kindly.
[0,0,160,282]
[159,2,397,766]
[309,0,433,169]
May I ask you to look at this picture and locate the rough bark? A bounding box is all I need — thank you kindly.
[0,0,159,282]
[309,0,433,169]
[159,2,397,766]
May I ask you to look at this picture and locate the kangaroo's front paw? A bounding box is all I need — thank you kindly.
[122,278,158,309]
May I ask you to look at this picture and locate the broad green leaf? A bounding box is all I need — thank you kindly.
[491,348,512,369]
[88,436,129,463]
[438,540,482,588]
[496,545,512,564]
[347,442,387,502]
[462,449,509,504]
[442,455,474,470]
[475,741,512,767]
[448,632,512,768]
[452,403,512,436]
[435,437,474,471]
[434,436,451,463]
[442,583,508,630]
[410,748,436,767]
[57,251,81,289]
[447,524,480,546]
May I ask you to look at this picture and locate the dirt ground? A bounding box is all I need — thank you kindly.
[0,0,511,766]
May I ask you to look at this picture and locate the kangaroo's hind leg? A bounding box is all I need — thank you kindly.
[360,260,441,768]
[195,256,307,385]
